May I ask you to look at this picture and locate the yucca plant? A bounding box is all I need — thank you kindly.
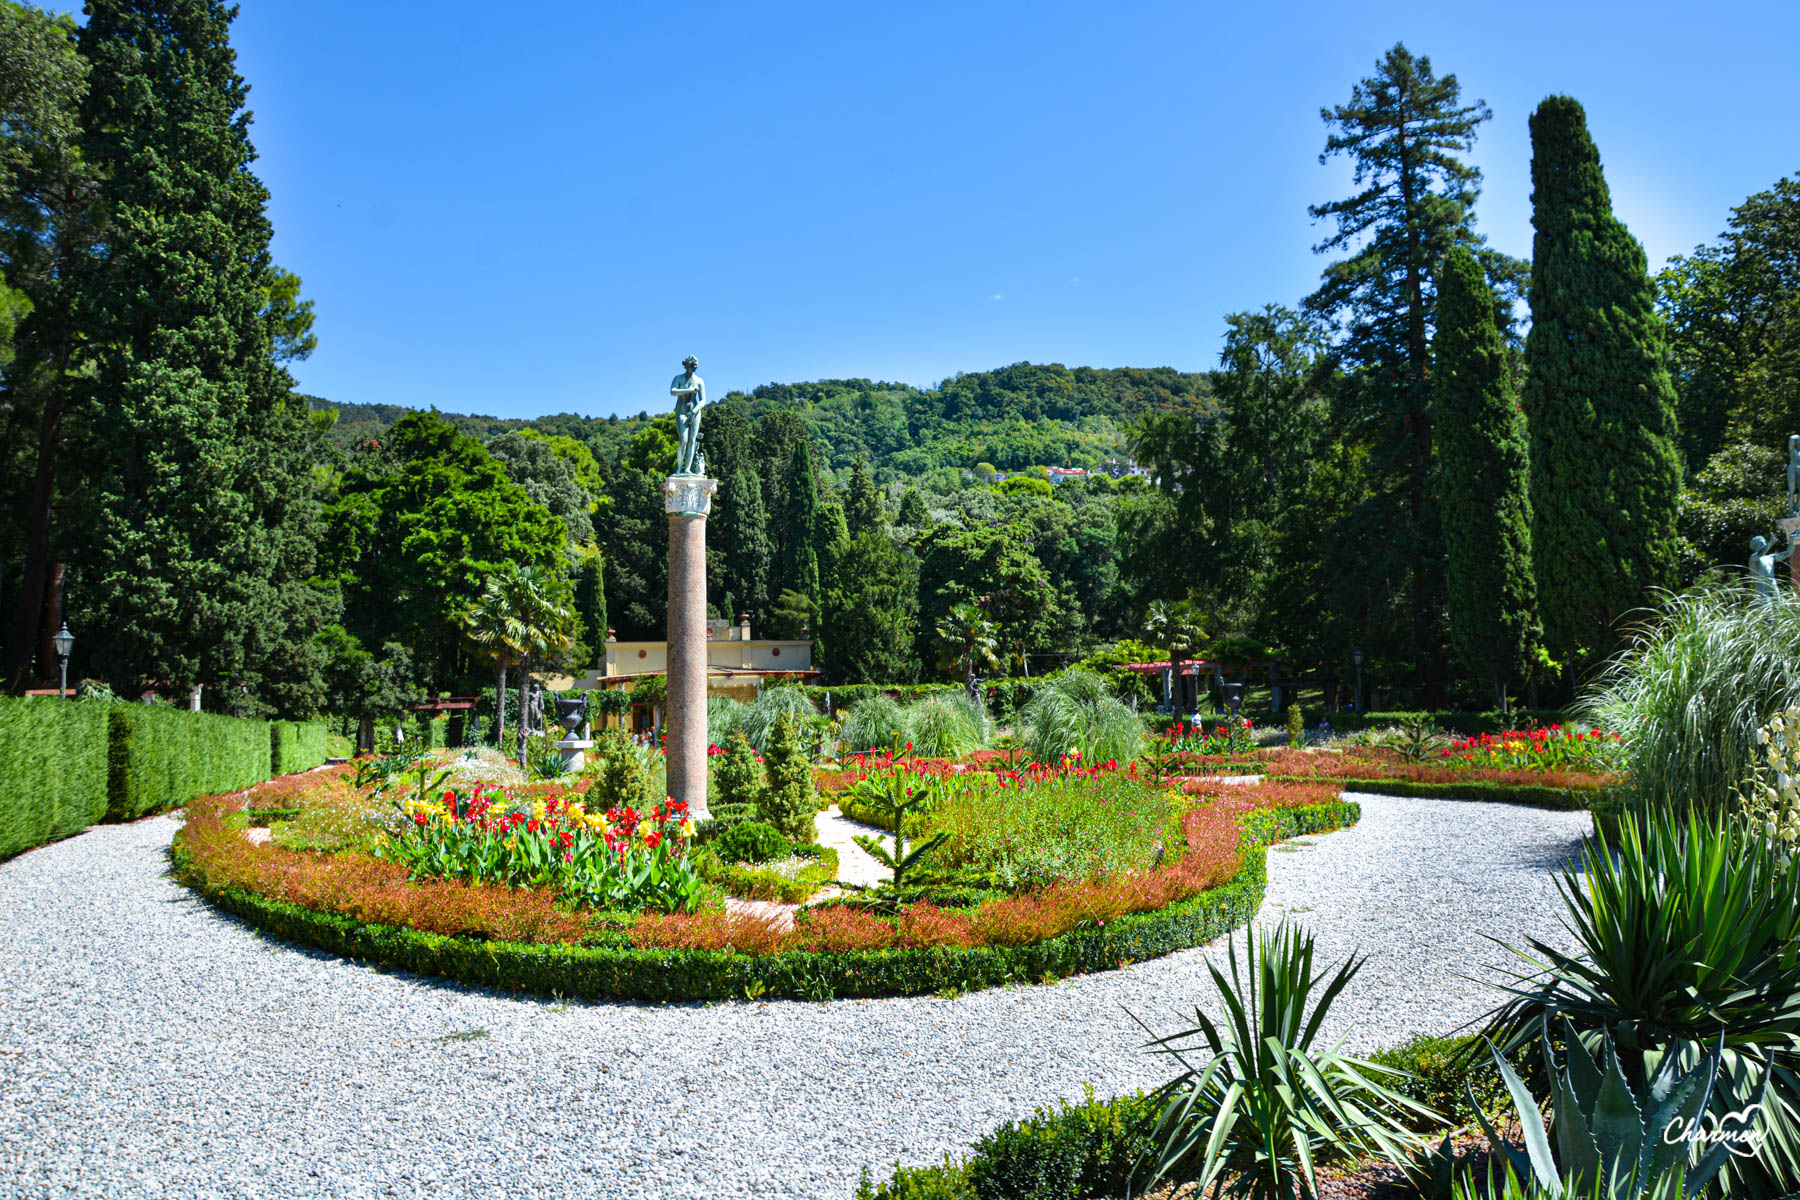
[1455,1159,1691,1200]
[1584,583,1800,815]
[1131,922,1430,1200]
[1019,670,1145,765]
[1472,1016,1760,1200]
[1483,809,1800,1197]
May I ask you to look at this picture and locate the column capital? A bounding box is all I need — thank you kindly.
[663,474,718,517]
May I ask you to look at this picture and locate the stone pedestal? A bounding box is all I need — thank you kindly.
[1781,517,1800,593]
[664,475,718,819]
[556,737,593,773]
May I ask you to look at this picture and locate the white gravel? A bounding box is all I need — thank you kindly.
[0,792,1589,1200]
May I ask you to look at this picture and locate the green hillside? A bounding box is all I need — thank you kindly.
[315,362,1214,479]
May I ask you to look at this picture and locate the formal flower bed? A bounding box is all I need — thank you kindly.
[1436,724,1621,771]
[171,753,1360,1001]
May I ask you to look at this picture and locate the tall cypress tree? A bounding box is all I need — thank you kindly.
[1434,248,1540,703]
[780,438,821,615]
[717,468,771,623]
[1524,95,1682,665]
[64,0,333,707]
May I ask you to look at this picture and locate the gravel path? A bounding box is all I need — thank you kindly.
[0,793,1588,1200]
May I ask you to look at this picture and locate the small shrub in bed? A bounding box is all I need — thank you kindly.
[708,731,766,829]
[760,714,817,844]
[715,820,788,864]
[1369,1033,1508,1129]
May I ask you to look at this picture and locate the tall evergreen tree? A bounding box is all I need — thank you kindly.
[846,454,883,535]
[52,0,333,706]
[778,437,821,625]
[1523,95,1682,666]
[1305,43,1519,700]
[820,531,917,684]
[1434,247,1540,703]
[716,467,771,624]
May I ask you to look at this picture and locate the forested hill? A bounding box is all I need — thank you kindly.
[315,362,1215,479]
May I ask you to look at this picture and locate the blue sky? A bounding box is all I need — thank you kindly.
[49,1,1800,418]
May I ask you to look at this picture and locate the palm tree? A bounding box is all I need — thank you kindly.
[935,600,999,698]
[461,581,526,748]
[1142,600,1206,714]
[493,564,576,762]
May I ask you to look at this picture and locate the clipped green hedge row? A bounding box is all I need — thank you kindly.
[107,705,271,821]
[179,801,1359,1002]
[0,696,110,860]
[271,721,328,776]
[1312,708,1572,735]
[1276,775,1605,811]
[1,699,330,858]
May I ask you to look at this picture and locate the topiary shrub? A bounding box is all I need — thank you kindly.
[760,713,817,844]
[709,731,765,828]
[587,730,653,811]
[715,820,789,864]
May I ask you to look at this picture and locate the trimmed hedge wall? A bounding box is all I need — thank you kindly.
[0,697,110,860]
[1276,775,1605,811]
[1308,708,1572,735]
[2,700,330,859]
[177,801,1359,1002]
[107,705,272,820]
[271,721,328,776]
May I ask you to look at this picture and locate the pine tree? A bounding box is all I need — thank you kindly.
[1305,43,1520,700]
[1524,95,1682,665]
[1434,248,1540,703]
[896,486,929,528]
[846,454,883,535]
[820,530,918,683]
[60,0,333,706]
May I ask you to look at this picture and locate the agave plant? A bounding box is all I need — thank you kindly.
[1132,922,1430,1200]
[1472,1016,1764,1200]
[1483,809,1800,1197]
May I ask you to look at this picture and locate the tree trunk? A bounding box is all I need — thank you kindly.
[517,655,530,764]
[6,398,65,690]
[495,663,507,748]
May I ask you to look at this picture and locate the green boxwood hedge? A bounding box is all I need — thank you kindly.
[178,801,1359,1002]
[0,696,110,860]
[107,705,272,821]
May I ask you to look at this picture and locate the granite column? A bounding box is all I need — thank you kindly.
[664,475,718,818]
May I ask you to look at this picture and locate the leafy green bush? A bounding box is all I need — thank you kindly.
[107,704,270,820]
[1585,583,1800,815]
[715,820,788,864]
[0,696,109,859]
[841,695,909,754]
[1018,670,1145,765]
[1369,1033,1507,1129]
[1276,775,1604,811]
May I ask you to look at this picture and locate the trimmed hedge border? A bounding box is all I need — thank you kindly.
[1275,774,1607,811]
[176,801,1360,1002]
[0,698,329,859]
[0,696,110,860]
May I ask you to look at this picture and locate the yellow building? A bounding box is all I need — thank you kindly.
[573,615,817,733]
